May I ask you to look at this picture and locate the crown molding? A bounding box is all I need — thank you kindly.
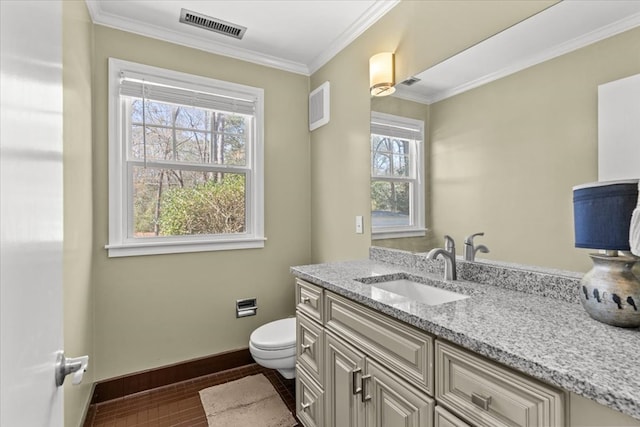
[426,11,640,104]
[391,85,432,105]
[400,2,640,104]
[85,0,309,75]
[85,0,398,76]
[307,0,401,74]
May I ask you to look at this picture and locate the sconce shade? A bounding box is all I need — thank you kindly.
[370,52,395,97]
[573,180,639,250]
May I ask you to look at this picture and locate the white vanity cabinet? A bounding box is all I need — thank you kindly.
[325,331,434,427]
[295,279,325,427]
[295,279,435,427]
[435,340,565,427]
[293,270,640,427]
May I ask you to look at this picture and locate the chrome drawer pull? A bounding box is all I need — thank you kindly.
[471,392,492,410]
[352,368,362,396]
[361,374,372,402]
[301,401,311,411]
[301,296,311,304]
[301,343,311,352]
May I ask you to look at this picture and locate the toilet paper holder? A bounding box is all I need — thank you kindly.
[236,298,257,318]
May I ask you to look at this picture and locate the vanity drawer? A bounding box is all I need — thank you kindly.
[296,279,324,323]
[296,312,324,385]
[435,340,564,427]
[435,406,470,427]
[324,291,434,394]
[296,364,324,427]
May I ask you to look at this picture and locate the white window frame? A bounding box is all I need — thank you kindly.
[106,58,265,257]
[371,111,425,240]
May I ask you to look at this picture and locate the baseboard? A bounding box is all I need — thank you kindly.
[91,348,254,404]
[78,382,96,427]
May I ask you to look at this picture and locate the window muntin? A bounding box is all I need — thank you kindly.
[107,58,264,257]
[370,112,425,238]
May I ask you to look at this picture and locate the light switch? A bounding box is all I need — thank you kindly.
[355,216,364,234]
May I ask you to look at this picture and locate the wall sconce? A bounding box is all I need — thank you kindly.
[370,52,395,97]
[573,179,640,327]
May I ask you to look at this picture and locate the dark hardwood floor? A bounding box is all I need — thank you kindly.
[83,364,298,427]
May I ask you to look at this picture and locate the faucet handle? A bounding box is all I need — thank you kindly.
[464,232,485,245]
[443,235,455,250]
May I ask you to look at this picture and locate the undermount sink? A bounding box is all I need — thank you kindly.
[357,275,469,306]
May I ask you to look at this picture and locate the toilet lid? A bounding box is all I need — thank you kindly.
[250,318,296,350]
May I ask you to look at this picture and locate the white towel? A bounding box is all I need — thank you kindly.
[631,181,640,256]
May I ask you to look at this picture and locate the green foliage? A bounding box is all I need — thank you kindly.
[371,181,409,214]
[158,175,245,235]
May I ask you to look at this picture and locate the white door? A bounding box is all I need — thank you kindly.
[1,1,65,426]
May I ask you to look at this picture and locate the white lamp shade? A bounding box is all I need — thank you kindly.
[370,52,395,97]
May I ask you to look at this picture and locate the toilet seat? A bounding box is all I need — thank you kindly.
[249,318,296,354]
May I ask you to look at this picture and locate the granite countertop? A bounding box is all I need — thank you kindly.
[290,253,640,422]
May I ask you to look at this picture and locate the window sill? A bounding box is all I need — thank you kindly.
[105,237,266,257]
[372,228,427,240]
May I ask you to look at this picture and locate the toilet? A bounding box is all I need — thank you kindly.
[249,317,296,379]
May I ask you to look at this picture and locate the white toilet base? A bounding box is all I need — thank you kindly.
[277,367,295,379]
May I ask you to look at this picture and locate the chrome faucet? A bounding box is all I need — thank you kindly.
[427,235,457,281]
[463,232,490,261]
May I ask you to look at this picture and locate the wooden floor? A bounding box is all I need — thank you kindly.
[83,364,299,427]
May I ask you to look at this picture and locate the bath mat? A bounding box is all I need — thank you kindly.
[199,374,296,427]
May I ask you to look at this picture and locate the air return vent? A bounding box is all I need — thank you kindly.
[179,8,247,40]
[309,82,330,131]
[401,77,421,86]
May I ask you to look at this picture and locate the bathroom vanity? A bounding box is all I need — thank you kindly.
[291,247,640,427]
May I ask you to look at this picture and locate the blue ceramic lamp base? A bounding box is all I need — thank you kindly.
[579,253,640,328]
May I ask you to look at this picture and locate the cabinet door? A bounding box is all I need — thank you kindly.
[365,358,435,427]
[296,364,324,427]
[325,332,366,427]
[297,313,324,385]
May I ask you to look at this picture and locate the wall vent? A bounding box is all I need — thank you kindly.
[309,81,330,131]
[179,8,247,40]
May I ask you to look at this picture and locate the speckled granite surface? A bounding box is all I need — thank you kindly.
[291,250,640,421]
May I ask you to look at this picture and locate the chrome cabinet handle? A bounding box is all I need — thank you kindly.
[361,374,372,402]
[300,343,311,352]
[471,392,492,410]
[301,296,311,304]
[352,368,362,396]
[301,401,311,411]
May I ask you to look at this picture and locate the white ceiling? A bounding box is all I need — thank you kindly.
[85,0,399,75]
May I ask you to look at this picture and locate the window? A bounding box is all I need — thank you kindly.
[107,58,264,257]
[370,112,425,239]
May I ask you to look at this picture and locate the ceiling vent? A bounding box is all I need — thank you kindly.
[401,77,421,86]
[179,8,247,40]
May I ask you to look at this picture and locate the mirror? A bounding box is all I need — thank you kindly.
[370,1,640,271]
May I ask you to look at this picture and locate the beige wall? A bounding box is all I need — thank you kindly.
[309,0,555,263]
[63,1,94,425]
[91,26,311,380]
[430,27,640,272]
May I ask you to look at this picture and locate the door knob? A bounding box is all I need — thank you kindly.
[55,351,89,387]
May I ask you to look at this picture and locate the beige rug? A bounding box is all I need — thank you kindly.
[199,374,297,427]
